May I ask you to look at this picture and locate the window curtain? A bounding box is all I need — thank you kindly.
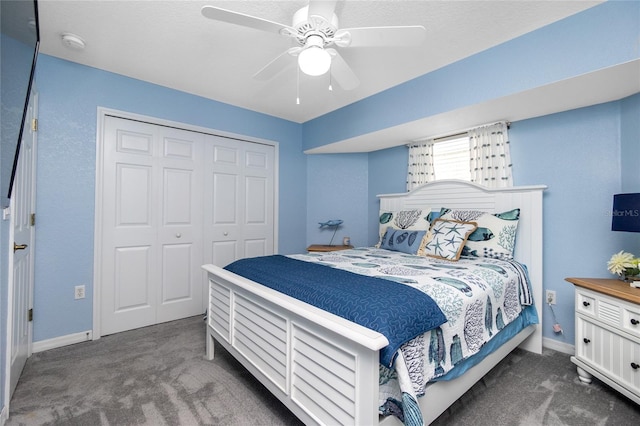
[468,122,512,188]
[407,140,435,191]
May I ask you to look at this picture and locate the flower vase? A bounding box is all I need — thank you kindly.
[622,267,640,282]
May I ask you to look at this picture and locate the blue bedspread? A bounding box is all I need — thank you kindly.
[224,255,447,367]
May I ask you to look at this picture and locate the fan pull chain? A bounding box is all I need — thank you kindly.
[296,67,300,105]
[328,64,333,91]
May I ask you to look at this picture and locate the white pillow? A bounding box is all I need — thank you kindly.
[439,208,520,259]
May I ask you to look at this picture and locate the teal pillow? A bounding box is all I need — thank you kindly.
[379,227,427,255]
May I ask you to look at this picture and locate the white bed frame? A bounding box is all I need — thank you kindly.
[203,180,546,425]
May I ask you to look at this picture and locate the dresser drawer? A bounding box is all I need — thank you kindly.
[575,317,640,394]
[576,287,640,339]
[623,306,640,338]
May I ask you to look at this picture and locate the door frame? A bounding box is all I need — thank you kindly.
[93,107,279,339]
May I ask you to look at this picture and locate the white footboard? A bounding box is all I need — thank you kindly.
[203,264,389,426]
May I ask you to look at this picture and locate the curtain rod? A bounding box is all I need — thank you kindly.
[411,121,511,144]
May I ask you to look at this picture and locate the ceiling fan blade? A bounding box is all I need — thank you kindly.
[334,26,426,48]
[253,47,302,81]
[306,0,337,21]
[327,49,359,90]
[201,5,295,36]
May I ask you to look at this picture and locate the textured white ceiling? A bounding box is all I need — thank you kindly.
[38,1,602,124]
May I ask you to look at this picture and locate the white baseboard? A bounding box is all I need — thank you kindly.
[32,330,93,353]
[542,336,574,355]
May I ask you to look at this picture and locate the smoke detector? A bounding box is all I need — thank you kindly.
[61,33,85,50]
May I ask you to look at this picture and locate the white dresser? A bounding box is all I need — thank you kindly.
[566,277,640,405]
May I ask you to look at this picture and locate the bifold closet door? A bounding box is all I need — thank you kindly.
[100,116,204,335]
[204,135,275,268]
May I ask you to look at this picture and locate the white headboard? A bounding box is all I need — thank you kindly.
[377,179,547,353]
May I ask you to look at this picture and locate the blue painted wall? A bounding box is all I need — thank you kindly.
[510,102,624,346]
[306,154,369,247]
[619,93,640,257]
[31,55,305,342]
[367,146,408,244]
[621,94,640,192]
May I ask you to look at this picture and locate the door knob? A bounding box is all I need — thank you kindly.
[14,243,28,252]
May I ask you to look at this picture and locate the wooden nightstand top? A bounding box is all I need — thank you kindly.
[306,244,354,252]
[566,277,640,305]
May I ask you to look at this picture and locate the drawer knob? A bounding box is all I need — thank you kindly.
[631,362,639,370]
[583,338,591,344]
[631,318,639,325]
[582,301,590,307]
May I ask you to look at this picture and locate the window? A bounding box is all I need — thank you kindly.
[407,122,512,191]
[432,135,470,181]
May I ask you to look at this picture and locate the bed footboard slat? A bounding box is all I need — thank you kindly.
[204,269,383,425]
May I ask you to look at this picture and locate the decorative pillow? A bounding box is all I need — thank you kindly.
[379,227,428,255]
[439,208,520,259]
[376,209,434,247]
[421,219,478,261]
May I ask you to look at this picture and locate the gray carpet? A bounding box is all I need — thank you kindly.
[7,316,639,425]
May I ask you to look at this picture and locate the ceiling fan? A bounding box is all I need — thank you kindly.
[201,1,426,91]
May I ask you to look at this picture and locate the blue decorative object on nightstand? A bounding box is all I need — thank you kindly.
[319,219,343,246]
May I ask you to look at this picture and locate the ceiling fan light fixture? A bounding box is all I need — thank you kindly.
[298,46,331,76]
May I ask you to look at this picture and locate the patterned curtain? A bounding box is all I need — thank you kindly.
[468,122,512,188]
[407,140,435,191]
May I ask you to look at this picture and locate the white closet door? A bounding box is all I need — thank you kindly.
[156,127,204,323]
[100,116,204,335]
[204,135,275,267]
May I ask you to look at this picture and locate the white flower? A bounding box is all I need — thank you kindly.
[607,250,636,276]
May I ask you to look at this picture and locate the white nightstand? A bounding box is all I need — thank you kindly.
[566,277,640,405]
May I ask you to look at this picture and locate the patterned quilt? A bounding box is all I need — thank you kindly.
[288,247,535,425]
[223,254,447,367]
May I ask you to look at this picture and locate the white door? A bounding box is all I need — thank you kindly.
[204,135,275,267]
[100,116,204,335]
[8,91,37,396]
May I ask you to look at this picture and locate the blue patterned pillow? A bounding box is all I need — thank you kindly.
[439,208,520,259]
[376,209,438,247]
[422,219,478,261]
[379,227,428,255]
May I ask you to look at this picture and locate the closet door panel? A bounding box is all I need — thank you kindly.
[212,173,239,224]
[242,144,274,257]
[245,176,267,224]
[161,243,193,302]
[101,117,204,334]
[116,164,153,227]
[245,240,268,259]
[114,246,152,311]
[206,139,243,266]
[102,118,158,335]
[156,129,204,322]
[210,241,238,271]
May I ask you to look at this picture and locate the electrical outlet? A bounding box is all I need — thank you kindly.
[546,289,556,305]
[75,285,85,300]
